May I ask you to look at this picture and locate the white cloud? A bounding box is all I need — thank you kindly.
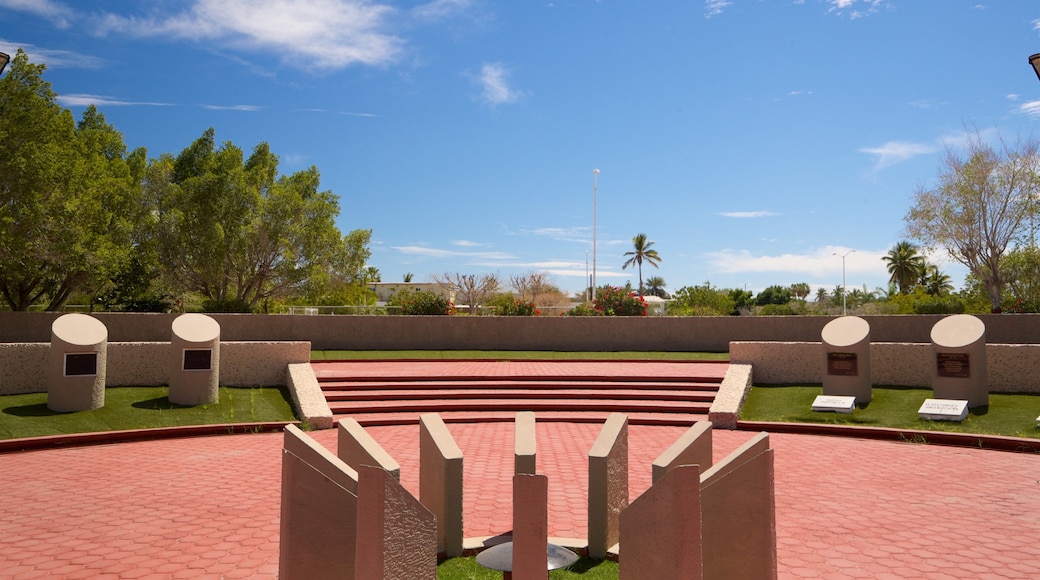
[93,0,403,70]
[826,0,885,19]
[200,104,263,111]
[719,211,778,219]
[411,0,472,22]
[705,246,887,279]
[391,245,513,260]
[1019,101,1040,119]
[704,0,733,18]
[519,227,590,244]
[451,240,485,247]
[476,62,522,106]
[56,93,172,107]
[0,41,106,69]
[859,140,937,170]
[0,0,74,28]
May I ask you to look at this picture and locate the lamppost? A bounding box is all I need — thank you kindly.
[592,168,600,297]
[833,249,854,316]
[0,52,10,75]
[1029,53,1040,82]
[585,250,590,303]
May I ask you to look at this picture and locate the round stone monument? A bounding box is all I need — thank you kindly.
[930,314,988,407]
[169,313,220,406]
[48,313,108,412]
[820,315,871,403]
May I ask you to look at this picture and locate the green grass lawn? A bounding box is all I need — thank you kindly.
[742,384,1040,439]
[0,386,297,440]
[312,350,729,361]
[437,556,617,579]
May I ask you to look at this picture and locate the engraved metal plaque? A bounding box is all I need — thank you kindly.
[827,352,858,376]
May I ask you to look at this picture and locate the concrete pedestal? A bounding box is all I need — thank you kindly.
[930,314,988,408]
[821,316,871,403]
[48,314,108,412]
[169,313,220,406]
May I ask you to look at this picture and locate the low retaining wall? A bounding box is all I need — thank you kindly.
[0,341,311,396]
[730,341,1040,393]
[1,312,1038,351]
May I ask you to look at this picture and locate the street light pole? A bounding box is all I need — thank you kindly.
[585,250,590,303]
[833,249,854,316]
[592,169,599,297]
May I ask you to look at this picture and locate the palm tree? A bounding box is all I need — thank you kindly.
[621,233,662,295]
[921,265,954,296]
[814,287,829,305]
[882,241,926,294]
[644,276,668,299]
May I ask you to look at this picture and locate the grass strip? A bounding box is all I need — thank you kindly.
[742,384,1040,440]
[437,556,617,579]
[0,386,297,440]
[312,350,729,361]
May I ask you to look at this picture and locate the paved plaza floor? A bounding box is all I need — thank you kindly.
[1,423,1038,578]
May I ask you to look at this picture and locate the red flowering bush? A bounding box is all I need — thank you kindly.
[593,286,648,316]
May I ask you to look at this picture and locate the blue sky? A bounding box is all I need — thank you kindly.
[3,1,1040,298]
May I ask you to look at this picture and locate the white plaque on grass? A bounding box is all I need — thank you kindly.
[812,395,856,414]
[918,399,968,422]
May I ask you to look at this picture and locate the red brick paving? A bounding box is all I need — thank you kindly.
[1,424,1039,578]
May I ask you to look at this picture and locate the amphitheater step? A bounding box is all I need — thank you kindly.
[313,359,727,428]
[335,410,709,427]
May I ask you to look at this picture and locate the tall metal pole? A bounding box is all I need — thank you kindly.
[592,169,599,297]
[833,249,854,316]
[585,250,590,303]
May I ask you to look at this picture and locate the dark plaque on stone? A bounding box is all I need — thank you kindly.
[183,349,213,371]
[936,353,970,379]
[827,352,858,376]
[65,352,98,377]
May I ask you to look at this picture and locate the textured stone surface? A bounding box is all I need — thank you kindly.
[512,474,548,580]
[287,363,334,430]
[48,314,108,412]
[821,316,872,403]
[355,465,436,580]
[709,363,752,428]
[731,341,1040,393]
[587,413,628,559]
[169,314,220,406]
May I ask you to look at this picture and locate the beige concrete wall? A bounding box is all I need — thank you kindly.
[286,363,334,430]
[620,464,702,580]
[3,312,1038,351]
[651,421,712,485]
[338,418,400,479]
[512,473,549,580]
[279,425,359,580]
[587,412,629,560]
[0,341,310,395]
[418,413,464,558]
[730,341,1040,393]
[700,432,777,579]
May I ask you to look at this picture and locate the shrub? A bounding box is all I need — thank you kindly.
[488,294,538,316]
[757,303,795,316]
[201,298,253,313]
[594,286,647,316]
[563,302,600,316]
[389,289,455,315]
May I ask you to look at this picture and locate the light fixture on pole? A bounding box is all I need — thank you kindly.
[833,249,854,316]
[0,52,10,75]
[1030,53,1040,83]
[592,168,600,297]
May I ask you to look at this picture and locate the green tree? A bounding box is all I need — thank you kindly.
[644,276,669,299]
[882,241,926,294]
[789,282,810,301]
[905,131,1039,311]
[1001,246,1040,312]
[151,129,345,311]
[919,264,954,297]
[667,282,734,316]
[754,285,792,306]
[621,233,661,296]
[0,50,143,310]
